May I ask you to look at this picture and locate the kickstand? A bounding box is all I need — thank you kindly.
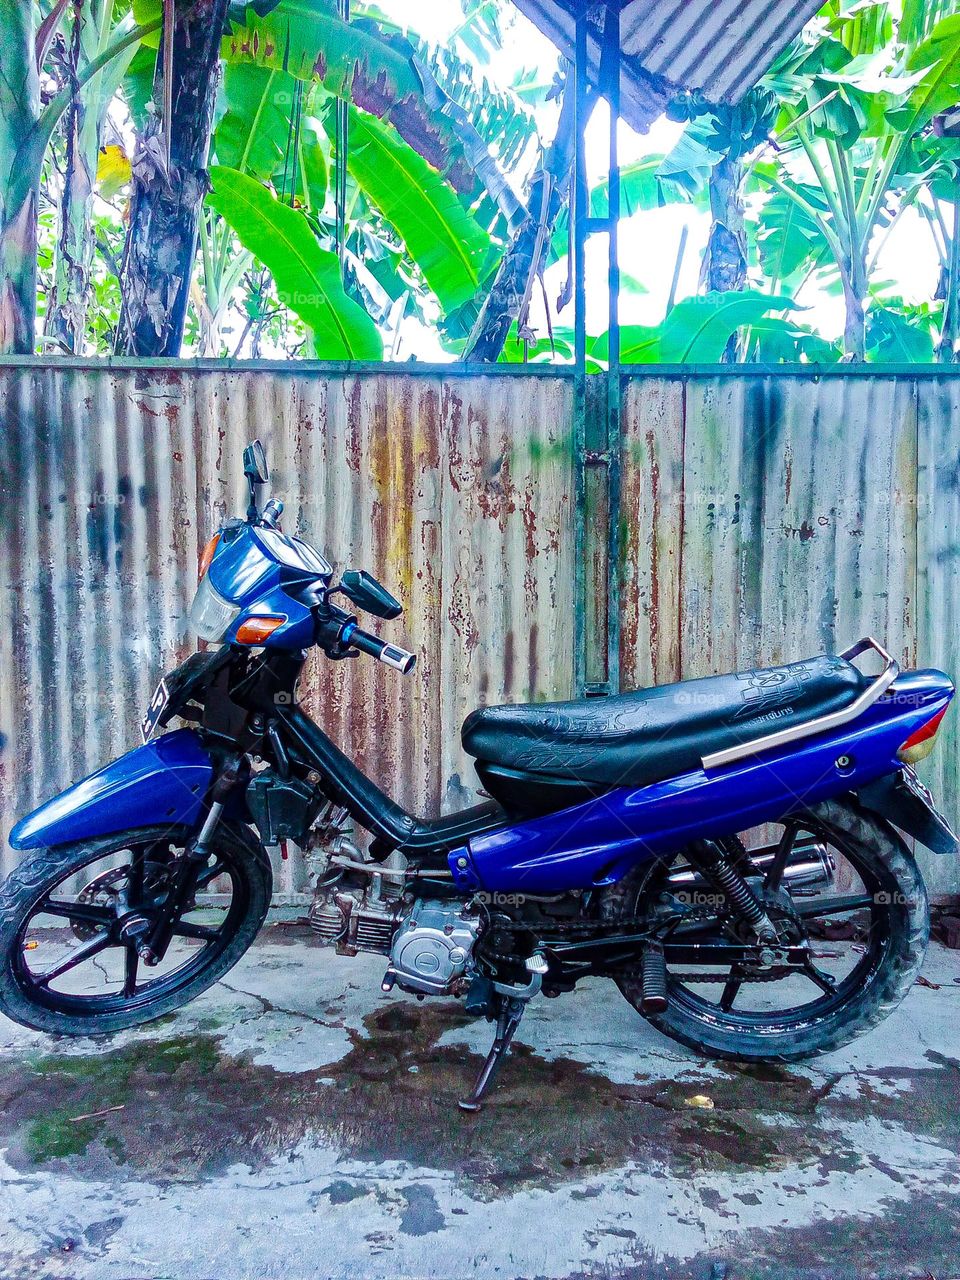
[458,996,526,1112]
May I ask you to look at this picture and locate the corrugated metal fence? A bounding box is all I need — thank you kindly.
[1,362,958,900]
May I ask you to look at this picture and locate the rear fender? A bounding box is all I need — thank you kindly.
[9,729,213,852]
[857,769,960,856]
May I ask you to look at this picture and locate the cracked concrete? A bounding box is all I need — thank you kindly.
[0,928,958,1280]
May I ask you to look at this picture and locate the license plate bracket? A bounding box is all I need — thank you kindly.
[140,678,171,744]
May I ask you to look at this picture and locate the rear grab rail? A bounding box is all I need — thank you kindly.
[701,636,900,772]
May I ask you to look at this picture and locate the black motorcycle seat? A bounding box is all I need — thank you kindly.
[462,655,868,791]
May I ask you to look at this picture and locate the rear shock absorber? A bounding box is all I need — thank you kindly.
[685,839,779,943]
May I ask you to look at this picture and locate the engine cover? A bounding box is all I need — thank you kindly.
[386,899,482,996]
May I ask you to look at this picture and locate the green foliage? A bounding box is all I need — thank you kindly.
[23,0,960,362]
[752,173,833,287]
[207,166,383,359]
[419,42,538,173]
[900,0,960,46]
[826,1,894,57]
[497,320,575,363]
[213,64,328,210]
[345,108,494,314]
[220,0,479,197]
[867,298,938,360]
[592,292,797,364]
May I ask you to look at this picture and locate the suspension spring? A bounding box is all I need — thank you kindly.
[686,840,777,940]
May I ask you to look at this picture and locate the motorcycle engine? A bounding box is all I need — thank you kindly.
[386,899,482,995]
[310,886,482,997]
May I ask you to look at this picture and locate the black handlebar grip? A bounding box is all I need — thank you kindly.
[349,626,417,674]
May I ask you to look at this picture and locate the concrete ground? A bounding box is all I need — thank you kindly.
[1,928,959,1280]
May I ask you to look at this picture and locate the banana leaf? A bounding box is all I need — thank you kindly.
[214,63,328,211]
[591,292,796,364]
[345,108,493,315]
[222,1,479,197]
[207,165,382,359]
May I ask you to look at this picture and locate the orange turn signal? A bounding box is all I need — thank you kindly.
[235,614,286,645]
[198,532,221,581]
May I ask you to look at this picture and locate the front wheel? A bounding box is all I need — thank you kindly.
[605,797,929,1062]
[0,823,272,1035]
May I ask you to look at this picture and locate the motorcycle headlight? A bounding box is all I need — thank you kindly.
[189,573,241,643]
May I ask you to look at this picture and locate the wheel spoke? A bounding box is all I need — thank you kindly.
[764,823,798,893]
[35,934,112,988]
[39,899,114,928]
[171,920,219,942]
[792,893,874,919]
[802,959,838,995]
[123,944,139,997]
[126,851,146,907]
[719,971,742,1011]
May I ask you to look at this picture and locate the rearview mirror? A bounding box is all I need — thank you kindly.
[243,440,269,483]
[339,570,403,621]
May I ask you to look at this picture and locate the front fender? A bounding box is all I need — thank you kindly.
[9,729,214,852]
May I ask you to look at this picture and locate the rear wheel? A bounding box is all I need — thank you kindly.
[604,797,928,1062]
[0,823,271,1035]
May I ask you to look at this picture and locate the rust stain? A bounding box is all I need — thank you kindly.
[2,367,572,882]
[344,380,363,474]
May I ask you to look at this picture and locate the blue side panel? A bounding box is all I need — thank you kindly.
[9,729,213,852]
[455,670,954,895]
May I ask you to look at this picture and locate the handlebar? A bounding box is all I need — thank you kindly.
[342,622,417,675]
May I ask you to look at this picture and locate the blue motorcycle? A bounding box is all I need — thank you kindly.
[2,440,956,1109]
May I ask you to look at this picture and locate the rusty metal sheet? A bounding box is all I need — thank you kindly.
[0,366,575,898]
[916,378,960,901]
[619,376,684,690]
[437,375,576,809]
[619,371,957,899]
[676,375,919,677]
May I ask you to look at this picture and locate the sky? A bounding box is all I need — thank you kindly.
[381,0,942,361]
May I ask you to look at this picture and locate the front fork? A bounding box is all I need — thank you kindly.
[138,755,247,966]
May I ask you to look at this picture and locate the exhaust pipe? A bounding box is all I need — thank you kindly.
[667,837,835,893]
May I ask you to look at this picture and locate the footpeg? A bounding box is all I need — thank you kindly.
[640,943,668,1014]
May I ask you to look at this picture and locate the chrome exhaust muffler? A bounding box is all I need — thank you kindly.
[667,837,835,892]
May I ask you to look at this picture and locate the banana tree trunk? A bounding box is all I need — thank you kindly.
[46,5,95,353]
[116,0,228,357]
[462,82,576,364]
[842,265,867,362]
[700,153,747,295]
[46,0,129,354]
[699,152,747,363]
[0,4,41,355]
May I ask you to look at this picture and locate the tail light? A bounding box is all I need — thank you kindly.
[198,532,221,581]
[898,706,948,765]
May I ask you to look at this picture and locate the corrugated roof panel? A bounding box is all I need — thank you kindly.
[513,0,823,129]
[620,0,818,102]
